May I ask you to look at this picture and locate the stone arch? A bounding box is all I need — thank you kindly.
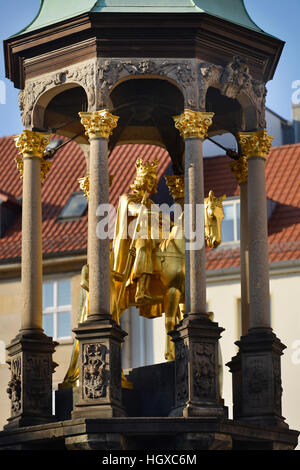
[198,57,266,132]
[20,60,97,129]
[96,58,197,111]
[106,76,185,173]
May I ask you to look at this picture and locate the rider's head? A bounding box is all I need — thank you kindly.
[131,158,158,195]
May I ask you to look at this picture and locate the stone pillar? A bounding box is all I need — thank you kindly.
[238,130,273,330]
[173,110,214,314]
[227,130,287,428]
[72,110,127,419]
[230,156,250,334]
[5,130,56,429]
[169,110,227,418]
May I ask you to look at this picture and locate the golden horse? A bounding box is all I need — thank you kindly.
[111,189,226,362]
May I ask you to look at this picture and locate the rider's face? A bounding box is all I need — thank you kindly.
[146,177,157,194]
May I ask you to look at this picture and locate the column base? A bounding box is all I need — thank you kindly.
[227,327,288,429]
[72,317,127,419]
[5,329,57,430]
[169,312,227,419]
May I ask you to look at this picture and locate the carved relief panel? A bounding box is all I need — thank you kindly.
[82,343,109,400]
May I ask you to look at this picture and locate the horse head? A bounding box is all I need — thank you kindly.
[204,190,226,248]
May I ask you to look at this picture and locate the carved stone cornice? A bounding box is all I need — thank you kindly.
[230,156,248,184]
[165,174,184,200]
[14,130,52,182]
[79,110,119,140]
[173,110,214,140]
[237,130,274,160]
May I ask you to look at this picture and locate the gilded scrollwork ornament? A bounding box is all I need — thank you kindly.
[173,110,214,140]
[78,173,114,199]
[78,173,90,199]
[229,155,248,184]
[165,174,184,200]
[238,130,274,160]
[14,129,51,158]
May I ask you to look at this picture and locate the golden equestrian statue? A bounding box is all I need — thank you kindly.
[60,158,226,389]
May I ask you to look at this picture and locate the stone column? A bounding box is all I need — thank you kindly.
[72,110,127,419]
[169,110,227,419]
[238,130,273,330]
[230,156,250,334]
[173,109,214,315]
[5,130,56,429]
[227,130,287,428]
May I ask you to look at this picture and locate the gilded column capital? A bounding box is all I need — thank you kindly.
[14,130,52,182]
[237,130,273,160]
[165,174,184,199]
[173,109,214,140]
[79,110,119,140]
[230,156,248,184]
[14,129,51,158]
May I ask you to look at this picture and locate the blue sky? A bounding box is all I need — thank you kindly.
[0,0,299,137]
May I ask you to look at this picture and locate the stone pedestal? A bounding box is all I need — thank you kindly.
[227,328,288,428]
[72,319,127,419]
[5,331,56,429]
[169,314,227,418]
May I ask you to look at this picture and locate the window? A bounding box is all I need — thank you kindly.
[42,280,72,340]
[58,192,88,220]
[221,198,240,243]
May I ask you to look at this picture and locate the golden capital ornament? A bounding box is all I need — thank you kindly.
[15,129,51,158]
[173,109,214,140]
[165,174,184,200]
[14,130,52,182]
[238,130,273,160]
[230,156,248,184]
[79,110,119,140]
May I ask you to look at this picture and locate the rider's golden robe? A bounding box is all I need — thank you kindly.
[112,192,167,319]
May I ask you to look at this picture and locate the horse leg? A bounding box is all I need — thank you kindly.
[164,286,181,361]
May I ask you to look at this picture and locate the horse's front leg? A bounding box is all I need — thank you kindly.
[164,287,181,361]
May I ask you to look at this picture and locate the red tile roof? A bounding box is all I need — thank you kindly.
[0,136,299,271]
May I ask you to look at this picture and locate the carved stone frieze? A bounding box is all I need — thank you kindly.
[193,343,216,400]
[24,354,52,413]
[82,343,108,400]
[96,58,198,109]
[244,356,269,409]
[175,342,189,405]
[7,357,22,416]
[198,56,267,128]
[20,55,267,130]
[20,61,97,127]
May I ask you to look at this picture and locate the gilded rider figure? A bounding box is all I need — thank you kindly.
[111,158,168,316]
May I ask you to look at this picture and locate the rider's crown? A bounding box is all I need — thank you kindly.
[135,158,158,180]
